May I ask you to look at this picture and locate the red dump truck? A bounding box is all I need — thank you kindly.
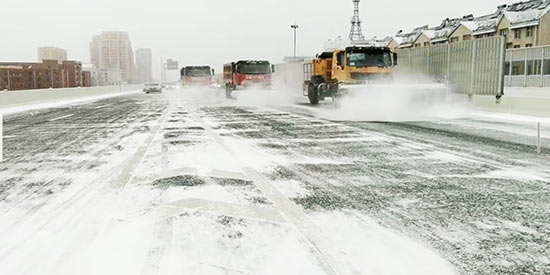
[180,66,214,87]
[223,60,274,98]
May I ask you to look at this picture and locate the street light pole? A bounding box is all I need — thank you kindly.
[291,24,299,62]
[161,57,164,83]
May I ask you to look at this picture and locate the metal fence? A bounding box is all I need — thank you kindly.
[395,37,506,96]
[505,46,550,87]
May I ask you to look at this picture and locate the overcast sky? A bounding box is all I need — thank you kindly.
[2,0,515,80]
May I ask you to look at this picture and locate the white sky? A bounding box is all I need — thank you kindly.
[2,0,516,80]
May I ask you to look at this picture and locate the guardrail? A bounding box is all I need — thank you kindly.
[0,84,142,112]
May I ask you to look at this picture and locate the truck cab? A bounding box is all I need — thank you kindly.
[181,66,214,87]
[224,60,274,97]
[332,47,396,84]
[304,46,397,104]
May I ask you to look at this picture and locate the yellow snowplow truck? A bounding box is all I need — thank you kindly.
[303,46,397,104]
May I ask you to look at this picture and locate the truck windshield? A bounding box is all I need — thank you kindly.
[184,68,211,77]
[347,52,391,67]
[236,63,271,74]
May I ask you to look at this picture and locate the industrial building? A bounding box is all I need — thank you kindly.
[0,60,88,91]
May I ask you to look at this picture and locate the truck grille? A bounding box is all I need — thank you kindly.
[350,73,390,81]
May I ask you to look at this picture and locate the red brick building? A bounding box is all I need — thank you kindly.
[0,60,89,91]
[82,71,92,87]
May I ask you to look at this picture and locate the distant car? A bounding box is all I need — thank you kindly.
[143,83,163,94]
[163,82,178,90]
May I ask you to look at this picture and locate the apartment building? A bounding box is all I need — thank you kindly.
[390,0,550,49]
[90,31,136,83]
[504,0,550,48]
[38,47,67,64]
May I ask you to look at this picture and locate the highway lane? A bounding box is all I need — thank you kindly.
[0,89,548,275]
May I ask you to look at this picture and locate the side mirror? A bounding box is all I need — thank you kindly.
[212,68,215,75]
[392,53,398,66]
[271,64,275,73]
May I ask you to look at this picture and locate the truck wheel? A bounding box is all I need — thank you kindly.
[308,82,319,105]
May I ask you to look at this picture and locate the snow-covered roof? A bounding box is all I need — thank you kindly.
[456,6,505,35]
[393,26,427,47]
[431,28,456,42]
[504,0,550,29]
[461,18,500,35]
[507,0,550,12]
[421,17,465,43]
[421,29,437,39]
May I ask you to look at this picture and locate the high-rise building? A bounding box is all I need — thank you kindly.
[89,31,136,83]
[38,47,67,64]
[136,48,153,83]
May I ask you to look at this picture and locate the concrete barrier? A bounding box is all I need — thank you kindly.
[471,88,550,117]
[0,84,142,114]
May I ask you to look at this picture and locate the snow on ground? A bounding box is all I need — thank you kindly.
[0,87,549,274]
[310,211,457,275]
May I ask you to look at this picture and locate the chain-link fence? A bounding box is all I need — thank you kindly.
[395,36,506,96]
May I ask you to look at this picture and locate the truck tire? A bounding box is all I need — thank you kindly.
[308,76,324,105]
[308,82,319,105]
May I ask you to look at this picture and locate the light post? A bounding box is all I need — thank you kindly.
[161,57,164,83]
[291,24,299,62]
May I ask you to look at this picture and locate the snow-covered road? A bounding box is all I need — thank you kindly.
[0,88,549,275]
